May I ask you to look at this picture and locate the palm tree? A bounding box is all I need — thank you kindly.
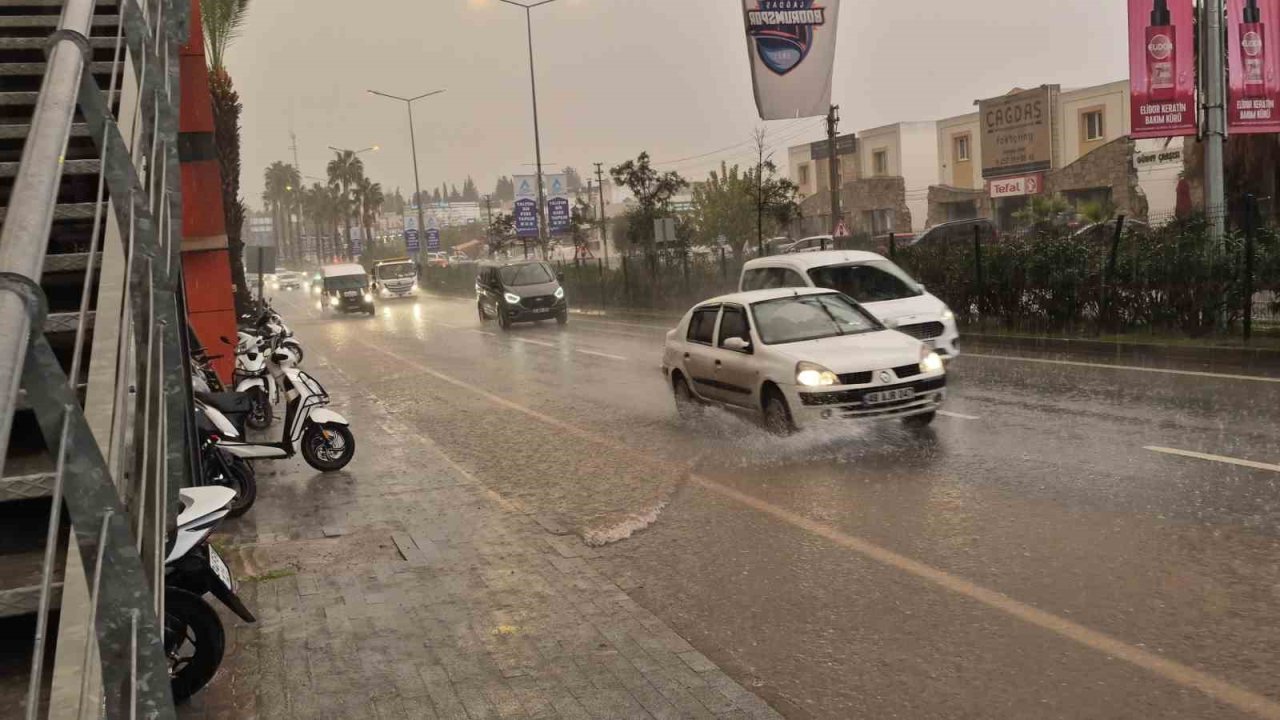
[203,0,252,311]
[262,161,300,260]
[352,176,384,254]
[326,150,364,260]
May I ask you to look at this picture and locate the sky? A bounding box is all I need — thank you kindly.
[228,0,1131,209]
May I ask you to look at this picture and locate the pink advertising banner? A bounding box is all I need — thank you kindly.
[1227,0,1280,133]
[1128,0,1197,138]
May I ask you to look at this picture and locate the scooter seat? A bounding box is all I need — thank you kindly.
[195,390,254,416]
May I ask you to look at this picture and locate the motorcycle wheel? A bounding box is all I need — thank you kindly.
[300,422,355,472]
[164,588,225,704]
[221,454,257,518]
[246,387,272,431]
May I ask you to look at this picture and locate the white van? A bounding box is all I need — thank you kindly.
[320,263,375,315]
[373,257,418,298]
[739,250,959,357]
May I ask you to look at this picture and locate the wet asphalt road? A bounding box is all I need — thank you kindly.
[273,289,1280,720]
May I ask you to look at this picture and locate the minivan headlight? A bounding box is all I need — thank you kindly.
[554,286,565,300]
[796,361,839,387]
[919,348,943,373]
[940,308,954,322]
[363,292,373,302]
[328,295,339,307]
[504,292,521,304]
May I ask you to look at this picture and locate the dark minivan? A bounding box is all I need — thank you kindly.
[476,260,568,330]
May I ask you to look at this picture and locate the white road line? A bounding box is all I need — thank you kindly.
[515,338,557,348]
[1144,446,1280,474]
[964,352,1280,383]
[575,349,628,361]
[354,339,1280,720]
[467,329,495,337]
[937,410,980,420]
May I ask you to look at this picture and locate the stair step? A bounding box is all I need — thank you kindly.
[0,158,98,177]
[43,250,102,272]
[0,89,118,105]
[0,202,102,223]
[0,61,117,76]
[43,310,93,334]
[0,122,88,140]
[0,14,119,27]
[0,472,53,501]
[0,36,117,50]
[0,583,62,618]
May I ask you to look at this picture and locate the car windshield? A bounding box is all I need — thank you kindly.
[807,262,923,303]
[499,263,553,286]
[376,263,416,279]
[750,293,882,345]
[323,274,367,291]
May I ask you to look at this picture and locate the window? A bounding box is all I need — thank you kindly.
[807,263,923,303]
[741,267,808,291]
[1083,110,1104,141]
[717,305,751,348]
[499,262,553,286]
[865,209,895,235]
[750,294,882,345]
[686,306,718,345]
[954,134,971,162]
[797,163,810,186]
[873,149,889,176]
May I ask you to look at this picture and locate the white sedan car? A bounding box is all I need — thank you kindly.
[662,288,946,433]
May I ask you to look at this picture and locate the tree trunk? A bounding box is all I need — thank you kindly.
[209,68,251,314]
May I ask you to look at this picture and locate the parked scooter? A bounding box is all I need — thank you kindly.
[193,399,257,517]
[205,355,356,471]
[230,332,276,430]
[165,486,256,703]
[240,301,304,363]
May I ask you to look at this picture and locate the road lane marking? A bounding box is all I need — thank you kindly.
[1144,446,1280,474]
[575,349,628,361]
[354,339,1280,719]
[964,353,1280,383]
[515,338,557,348]
[937,410,980,420]
[468,329,495,337]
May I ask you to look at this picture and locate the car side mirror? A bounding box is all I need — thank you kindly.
[722,337,751,353]
[556,272,565,282]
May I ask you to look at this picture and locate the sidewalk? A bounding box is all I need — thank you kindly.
[179,356,779,720]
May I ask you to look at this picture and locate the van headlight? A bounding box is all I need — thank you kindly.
[554,286,565,300]
[328,295,338,307]
[940,308,954,322]
[796,361,839,387]
[503,292,521,304]
[919,348,943,373]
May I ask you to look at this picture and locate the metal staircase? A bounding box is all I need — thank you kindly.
[0,0,193,716]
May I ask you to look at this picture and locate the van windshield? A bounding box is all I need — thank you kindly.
[499,263,553,286]
[376,263,416,279]
[324,274,367,291]
[807,262,922,303]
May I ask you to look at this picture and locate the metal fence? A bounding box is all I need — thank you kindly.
[0,0,191,716]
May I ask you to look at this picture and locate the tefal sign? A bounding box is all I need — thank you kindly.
[986,173,1044,198]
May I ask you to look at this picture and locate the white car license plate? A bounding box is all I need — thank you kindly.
[531,307,550,314]
[208,546,233,590]
[343,290,358,298]
[864,387,915,405]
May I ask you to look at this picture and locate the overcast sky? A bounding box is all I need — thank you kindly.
[228,0,1130,208]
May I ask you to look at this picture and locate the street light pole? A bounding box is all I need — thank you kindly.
[368,89,446,260]
[497,0,560,250]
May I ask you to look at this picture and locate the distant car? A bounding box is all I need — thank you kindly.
[782,235,835,254]
[476,260,568,330]
[740,250,960,358]
[273,271,304,290]
[425,252,450,268]
[909,218,996,247]
[661,288,946,434]
[1071,218,1150,242]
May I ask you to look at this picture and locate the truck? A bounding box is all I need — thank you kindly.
[372,257,419,298]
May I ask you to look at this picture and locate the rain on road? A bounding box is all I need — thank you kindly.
[273,289,1280,720]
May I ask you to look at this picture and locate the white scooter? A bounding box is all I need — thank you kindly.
[230,332,275,430]
[165,487,256,703]
[205,354,356,472]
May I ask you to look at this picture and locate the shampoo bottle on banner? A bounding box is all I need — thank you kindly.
[1146,0,1176,101]
[1241,0,1267,97]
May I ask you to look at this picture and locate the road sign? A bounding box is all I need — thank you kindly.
[514,174,539,237]
[405,228,420,252]
[426,215,441,251]
[548,174,570,235]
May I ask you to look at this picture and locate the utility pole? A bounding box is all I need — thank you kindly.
[826,104,841,236]
[595,162,608,266]
[755,127,767,258]
[289,131,304,263]
[483,194,494,257]
[1203,0,1226,237]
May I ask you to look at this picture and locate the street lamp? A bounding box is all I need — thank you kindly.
[367,89,446,257]
[496,0,561,246]
[327,144,379,156]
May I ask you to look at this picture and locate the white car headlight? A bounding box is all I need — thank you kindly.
[554,286,565,300]
[504,292,521,304]
[919,348,944,373]
[328,295,338,307]
[796,361,839,387]
[940,308,954,322]
[363,292,373,302]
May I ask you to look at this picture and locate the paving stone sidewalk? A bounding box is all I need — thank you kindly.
[179,358,780,720]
